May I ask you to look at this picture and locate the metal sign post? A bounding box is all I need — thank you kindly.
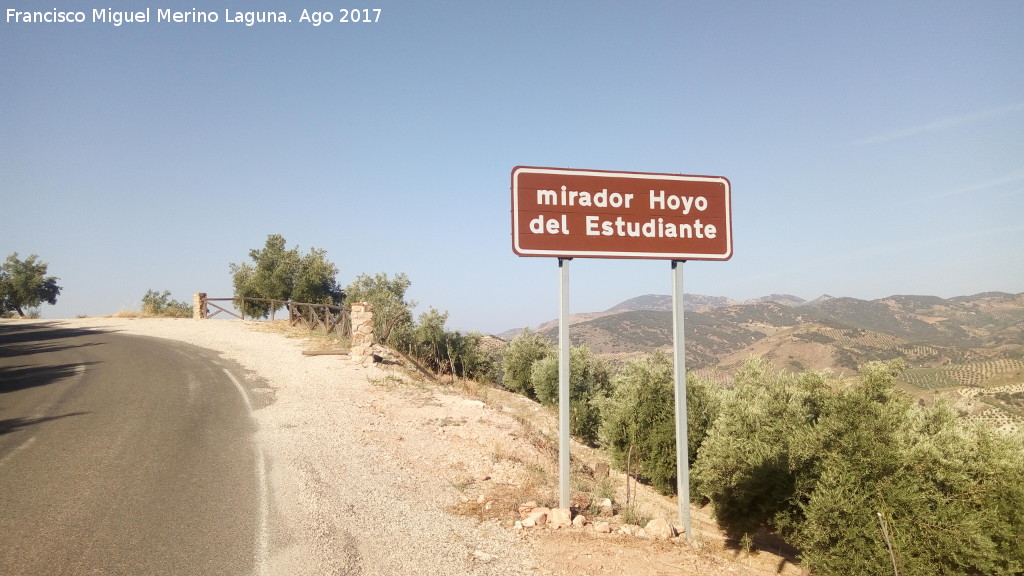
[558,257,572,510]
[672,260,692,539]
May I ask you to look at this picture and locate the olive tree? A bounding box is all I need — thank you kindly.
[691,357,811,538]
[500,329,551,398]
[141,289,191,317]
[692,358,1024,575]
[599,352,720,495]
[0,253,62,317]
[530,344,611,446]
[344,272,415,345]
[230,234,342,318]
[401,306,495,382]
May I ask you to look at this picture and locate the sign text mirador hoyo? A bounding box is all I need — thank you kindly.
[511,166,732,260]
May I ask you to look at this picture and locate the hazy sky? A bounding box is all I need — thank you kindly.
[3,1,1022,333]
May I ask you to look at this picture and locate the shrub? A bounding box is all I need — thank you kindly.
[345,272,415,346]
[500,329,551,398]
[790,364,1024,575]
[692,357,826,538]
[693,357,1024,574]
[446,331,496,384]
[599,352,720,495]
[397,306,495,383]
[529,345,611,445]
[230,234,342,319]
[342,272,494,382]
[0,252,62,317]
[141,290,191,318]
[399,305,495,381]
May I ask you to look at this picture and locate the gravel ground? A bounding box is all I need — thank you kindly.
[52,317,545,576]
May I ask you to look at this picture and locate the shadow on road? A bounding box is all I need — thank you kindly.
[0,321,117,359]
[0,322,110,393]
[0,362,101,394]
[0,412,90,435]
[0,340,104,359]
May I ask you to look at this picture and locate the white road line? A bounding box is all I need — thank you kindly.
[225,369,255,412]
[223,369,270,576]
[0,436,37,470]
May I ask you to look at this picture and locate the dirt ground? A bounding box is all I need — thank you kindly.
[533,530,799,576]
[374,362,805,576]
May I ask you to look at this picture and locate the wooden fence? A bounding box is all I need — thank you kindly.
[197,295,351,338]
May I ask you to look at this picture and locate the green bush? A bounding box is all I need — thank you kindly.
[341,272,494,382]
[599,352,720,495]
[693,357,1024,575]
[345,272,415,346]
[1,252,62,317]
[692,357,817,538]
[395,306,495,383]
[230,234,342,319]
[446,331,496,384]
[529,345,610,445]
[141,290,191,318]
[792,364,1024,575]
[500,329,551,398]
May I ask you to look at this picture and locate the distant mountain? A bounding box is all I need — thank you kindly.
[496,292,747,340]
[744,294,807,307]
[494,290,1024,432]
[801,294,836,307]
[498,291,1024,371]
[605,294,673,312]
[605,293,738,313]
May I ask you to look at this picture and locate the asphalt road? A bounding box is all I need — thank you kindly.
[0,321,265,576]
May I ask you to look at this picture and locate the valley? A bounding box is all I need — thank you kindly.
[500,291,1024,432]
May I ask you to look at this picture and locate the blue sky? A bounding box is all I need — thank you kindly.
[3,1,1022,334]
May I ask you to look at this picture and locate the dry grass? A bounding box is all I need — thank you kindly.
[248,318,351,351]
[110,309,191,319]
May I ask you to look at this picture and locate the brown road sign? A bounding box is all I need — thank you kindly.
[511,166,732,260]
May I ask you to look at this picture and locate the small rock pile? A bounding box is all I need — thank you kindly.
[514,501,682,540]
